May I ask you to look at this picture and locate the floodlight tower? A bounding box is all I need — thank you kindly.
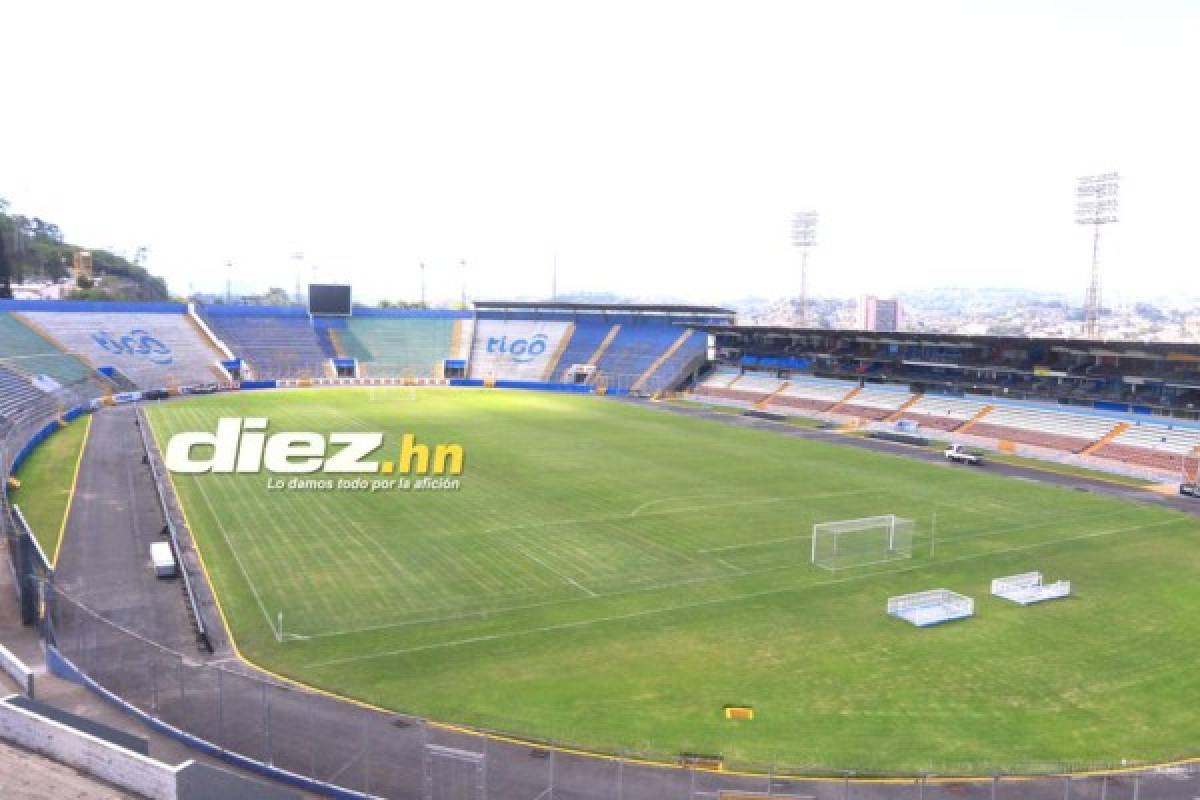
[292,252,304,304]
[791,211,819,326]
[1075,173,1119,339]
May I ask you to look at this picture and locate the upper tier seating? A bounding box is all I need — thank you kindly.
[1094,422,1200,472]
[897,395,990,431]
[967,405,1118,453]
[549,320,615,381]
[342,317,456,378]
[17,311,226,389]
[199,311,328,379]
[468,319,573,381]
[595,324,688,389]
[0,313,96,388]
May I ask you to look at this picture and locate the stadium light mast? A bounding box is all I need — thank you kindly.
[791,211,819,327]
[1075,173,1119,339]
[419,262,426,307]
[460,258,467,309]
[292,252,304,305]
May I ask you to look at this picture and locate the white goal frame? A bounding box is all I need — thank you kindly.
[811,514,914,572]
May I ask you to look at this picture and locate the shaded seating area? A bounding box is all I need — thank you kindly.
[199,309,328,379]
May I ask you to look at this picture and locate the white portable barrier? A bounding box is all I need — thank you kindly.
[991,572,1071,605]
[887,589,974,627]
[0,644,34,697]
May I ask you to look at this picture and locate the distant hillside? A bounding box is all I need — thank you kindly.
[0,197,168,301]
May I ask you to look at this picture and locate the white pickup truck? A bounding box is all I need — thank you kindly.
[944,444,983,465]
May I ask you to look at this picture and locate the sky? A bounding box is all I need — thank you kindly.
[2,0,1199,307]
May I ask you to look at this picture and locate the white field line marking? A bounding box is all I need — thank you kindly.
[290,502,1146,641]
[304,517,1183,668]
[183,406,360,626]
[217,458,350,624]
[483,489,878,536]
[712,556,748,575]
[630,493,746,517]
[698,504,1130,555]
[511,542,597,597]
[190,466,282,642]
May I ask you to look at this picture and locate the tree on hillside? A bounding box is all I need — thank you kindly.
[0,197,12,299]
[0,197,11,297]
[0,228,12,299]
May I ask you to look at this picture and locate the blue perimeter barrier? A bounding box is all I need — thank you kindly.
[447,379,626,394]
[0,299,186,314]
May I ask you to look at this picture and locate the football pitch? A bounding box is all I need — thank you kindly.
[147,388,1200,774]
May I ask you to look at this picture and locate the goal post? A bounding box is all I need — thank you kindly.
[811,514,914,571]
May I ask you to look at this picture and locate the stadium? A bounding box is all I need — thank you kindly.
[3,290,1200,799]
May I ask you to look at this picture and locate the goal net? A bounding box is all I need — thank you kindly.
[811,514,914,572]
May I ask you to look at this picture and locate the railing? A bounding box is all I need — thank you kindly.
[133,406,212,652]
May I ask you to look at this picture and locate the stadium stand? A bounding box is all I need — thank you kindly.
[1094,422,1200,473]
[767,377,856,413]
[967,405,1118,453]
[693,369,757,403]
[634,328,707,394]
[14,310,226,389]
[550,320,616,382]
[314,325,342,359]
[833,385,914,421]
[0,313,98,389]
[342,316,456,378]
[594,322,690,390]
[198,308,328,380]
[895,394,990,431]
[468,318,573,381]
[0,365,46,422]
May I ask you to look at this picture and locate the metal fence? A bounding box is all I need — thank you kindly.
[1,379,102,623]
[41,582,1200,800]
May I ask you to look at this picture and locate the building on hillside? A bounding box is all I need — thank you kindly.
[860,295,902,331]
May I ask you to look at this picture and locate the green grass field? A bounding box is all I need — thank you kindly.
[11,416,90,562]
[147,388,1200,774]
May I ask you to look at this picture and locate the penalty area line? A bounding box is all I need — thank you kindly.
[302,517,1180,669]
[511,542,597,597]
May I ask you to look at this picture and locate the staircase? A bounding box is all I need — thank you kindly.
[632,329,693,392]
[1080,421,1131,456]
[885,393,923,423]
[587,325,622,365]
[543,322,577,381]
[328,329,348,359]
[755,381,791,410]
[956,404,995,434]
[828,386,863,414]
